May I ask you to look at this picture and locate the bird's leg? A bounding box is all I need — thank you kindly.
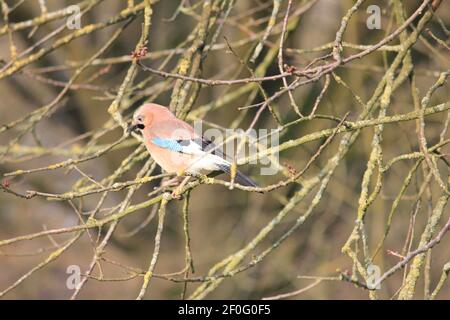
[159,176,180,189]
[171,176,191,199]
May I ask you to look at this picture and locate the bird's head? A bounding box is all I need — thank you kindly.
[127,103,172,134]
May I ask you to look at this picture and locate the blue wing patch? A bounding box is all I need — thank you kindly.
[151,137,184,152]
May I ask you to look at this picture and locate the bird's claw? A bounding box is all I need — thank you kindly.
[171,190,183,199]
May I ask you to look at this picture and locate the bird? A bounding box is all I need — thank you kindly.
[127,103,259,197]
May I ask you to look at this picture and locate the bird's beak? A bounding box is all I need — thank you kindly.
[127,122,137,134]
[127,121,144,134]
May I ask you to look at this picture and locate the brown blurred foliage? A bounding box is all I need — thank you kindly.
[0,0,449,299]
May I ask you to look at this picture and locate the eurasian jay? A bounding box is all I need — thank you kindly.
[128,103,258,196]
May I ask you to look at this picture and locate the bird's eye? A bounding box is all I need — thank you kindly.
[137,116,144,122]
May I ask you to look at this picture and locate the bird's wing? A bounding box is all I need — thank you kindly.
[151,137,211,155]
[151,137,258,187]
[151,136,229,158]
[190,137,228,159]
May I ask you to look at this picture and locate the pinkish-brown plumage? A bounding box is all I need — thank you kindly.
[132,103,198,174]
[129,103,258,188]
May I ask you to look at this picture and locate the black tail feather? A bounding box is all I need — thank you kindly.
[218,164,259,188]
[234,170,258,188]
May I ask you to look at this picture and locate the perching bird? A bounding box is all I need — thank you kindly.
[128,103,258,196]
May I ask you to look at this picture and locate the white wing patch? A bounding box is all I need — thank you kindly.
[151,137,230,174]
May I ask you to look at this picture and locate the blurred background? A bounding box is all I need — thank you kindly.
[0,0,449,299]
